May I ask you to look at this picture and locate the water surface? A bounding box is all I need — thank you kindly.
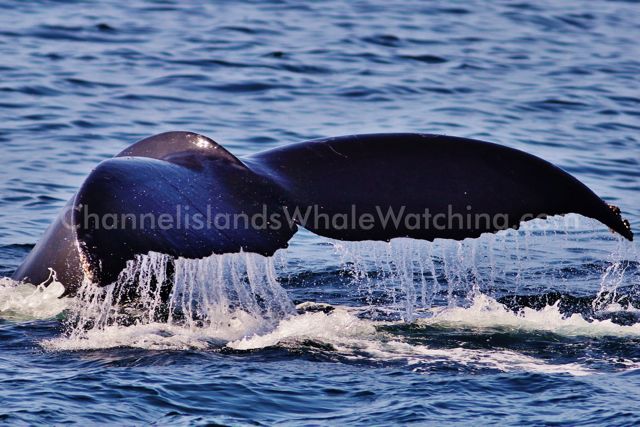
[1,0,639,425]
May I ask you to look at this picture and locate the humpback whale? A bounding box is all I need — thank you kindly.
[12,132,633,294]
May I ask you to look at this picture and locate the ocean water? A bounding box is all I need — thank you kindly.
[1,0,640,425]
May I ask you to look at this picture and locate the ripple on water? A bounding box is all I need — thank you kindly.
[0,0,639,424]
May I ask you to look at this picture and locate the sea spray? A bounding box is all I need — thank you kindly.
[331,215,638,320]
[420,293,640,338]
[592,238,639,313]
[54,251,296,349]
[41,215,638,350]
[0,275,70,320]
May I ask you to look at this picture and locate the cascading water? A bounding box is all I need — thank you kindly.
[48,251,295,350]
[32,214,638,353]
[331,215,638,321]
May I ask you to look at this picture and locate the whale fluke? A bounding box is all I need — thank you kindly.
[11,132,633,293]
[74,132,296,285]
[246,133,633,242]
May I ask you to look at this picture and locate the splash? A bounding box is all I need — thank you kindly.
[36,214,639,379]
[229,304,593,376]
[422,293,640,338]
[0,274,71,320]
[44,313,265,351]
[229,305,377,351]
[44,251,295,350]
[332,216,639,320]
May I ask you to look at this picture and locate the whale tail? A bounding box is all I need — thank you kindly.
[246,133,633,242]
[12,132,633,291]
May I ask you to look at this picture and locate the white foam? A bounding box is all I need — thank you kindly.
[43,309,264,351]
[228,306,377,350]
[40,293,592,375]
[358,340,592,376]
[0,276,70,320]
[421,293,640,338]
[13,233,636,377]
[38,293,636,376]
[229,305,592,376]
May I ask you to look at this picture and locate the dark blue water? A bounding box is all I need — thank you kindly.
[1,0,640,425]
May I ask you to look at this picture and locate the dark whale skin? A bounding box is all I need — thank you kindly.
[12,132,633,294]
